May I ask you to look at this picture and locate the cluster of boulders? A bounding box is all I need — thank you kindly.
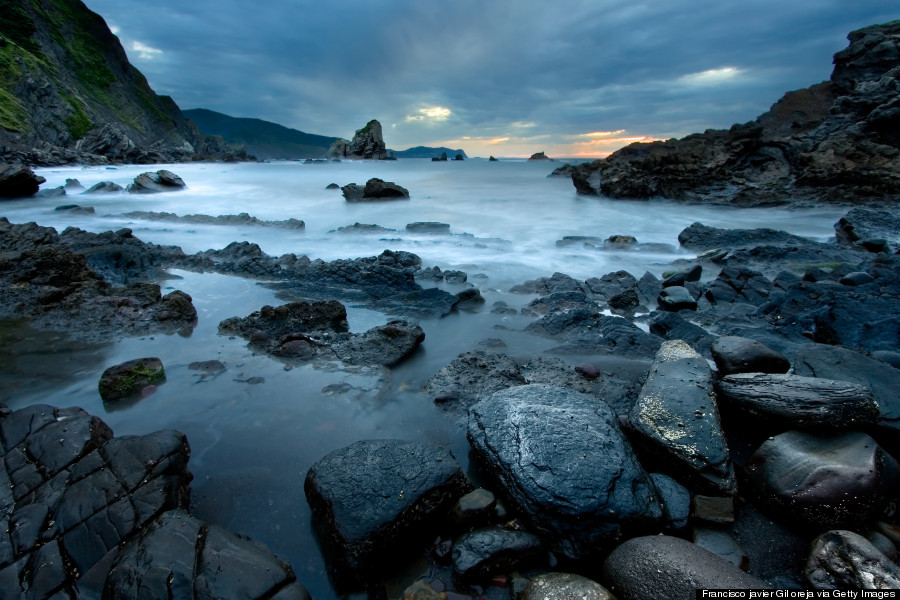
[0,167,188,200]
[564,21,900,205]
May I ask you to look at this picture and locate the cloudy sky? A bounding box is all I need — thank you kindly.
[83,0,896,157]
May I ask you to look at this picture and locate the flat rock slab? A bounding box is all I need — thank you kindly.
[745,430,900,529]
[601,535,768,600]
[451,527,545,584]
[793,344,900,434]
[716,373,880,430]
[0,404,191,597]
[806,529,900,590]
[629,340,735,495]
[304,439,470,582]
[104,509,310,600]
[467,384,662,559]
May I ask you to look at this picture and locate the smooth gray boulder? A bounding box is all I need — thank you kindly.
[602,535,768,600]
[806,529,900,589]
[467,384,662,559]
[304,439,470,583]
[523,572,616,600]
[629,340,735,494]
[715,373,880,430]
[745,430,900,529]
[657,286,697,311]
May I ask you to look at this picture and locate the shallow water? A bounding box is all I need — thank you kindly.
[1,159,849,598]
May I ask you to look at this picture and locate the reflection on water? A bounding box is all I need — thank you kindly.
[0,160,853,599]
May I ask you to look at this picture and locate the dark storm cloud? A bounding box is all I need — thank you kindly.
[83,0,898,155]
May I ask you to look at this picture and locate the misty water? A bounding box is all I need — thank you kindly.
[1,159,847,598]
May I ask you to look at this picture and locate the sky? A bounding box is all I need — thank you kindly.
[82,0,898,158]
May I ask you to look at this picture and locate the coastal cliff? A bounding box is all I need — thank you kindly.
[571,20,900,205]
[0,0,244,164]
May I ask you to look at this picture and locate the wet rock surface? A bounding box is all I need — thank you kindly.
[602,535,768,600]
[0,163,45,198]
[342,177,409,201]
[629,341,735,495]
[98,356,166,402]
[710,335,790,375]
[744,430,900,529]
[219,300,425,367]
[127,169,187,193]
[467,384,662,559]
[805,529,900,590]
[451,527,545,584]
[303,439,471,584]
[716,373,880,430]
[523,572,616,600]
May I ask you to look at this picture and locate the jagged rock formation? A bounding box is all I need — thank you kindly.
[0,0,245,165]
[327,119,387,159]
[570,21,900,205]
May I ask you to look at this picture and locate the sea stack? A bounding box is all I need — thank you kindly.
[327,119,387,160]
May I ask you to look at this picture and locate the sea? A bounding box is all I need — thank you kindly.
[0,158,847,598]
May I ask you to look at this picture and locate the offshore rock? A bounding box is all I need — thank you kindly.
[629,340,735,494]
[716,373,880,430]
[805,530,900,590]
[98,356,166,402]
[104,510,311,600]
[327,119,387,160]
[127,169,187,193]
[744,430,900,529]
[84,181,124,193]
[568,22,900,205]
[0,163,46,198]
[303,439,470,584]
[342,177,409,201]
[467,384,662,559]
[602,535,768,600]
[218,300,425,367]
[451,527,545,584]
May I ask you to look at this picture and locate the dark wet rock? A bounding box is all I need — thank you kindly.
[0,163,45,198]
[711,335,790,374]
[0,404,191,597]
[36,185,66,198]
[526,310,662,359]
[342,177,409,201]
[556,235,604,249]
[840,271,875,285]
[407,222,450,234]
[325,182,340,189]
[327,119,387,160]
[605,235,639,249]
[584,270,638,300]
[303,439,471,583]
[54,204,95,214]
[188,360,226,379]
[793,344,900,434]
[608,286,639,309]
[647,311,715,356]
[528,152,553,161]
[332,222,396,234]
[122,210,305,229]
[523,573,615,600]
[716,373,880,430]
[657,286,697,311]
[98,357,166,402]
[467,384,662,559]
[104,509,311,600]
[704,267,773,309]
[805,529,900,590]
[548,164,577,177]
[219,300,424,367]
[574,363,600,380]
[452,527,545,584]
[693,496,735,524]
[426,351,645,417]
[521,290,591,317]
[127,170,186,193]
[602,535,768,600]
[835,207,900,253]
[662,265,702,287]
[370,287,461,319]
[745,430,900,529]
[650,473,691,531]
[865,531,900,562]
[0,220,196,341]
[451,488,497,531]
[678,222,815,251]
[64,178,83,189]
[512,272,586,296]
[455,288,484,307]
[489,155,498,161]
[873,350,900,369]
[444,270,467,284]
[629,341,735,494]
[84,181,124,193]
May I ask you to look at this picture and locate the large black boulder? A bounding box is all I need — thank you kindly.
[629,341,735,495]
[602,535,768,600]
[710,335,790,375]
[104,510,311,600]
[0,163,45,198]
[304,439,471,584]
[467,384,662,559]
[744,430,900,530]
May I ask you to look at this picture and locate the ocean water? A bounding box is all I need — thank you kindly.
[0,159,847,597]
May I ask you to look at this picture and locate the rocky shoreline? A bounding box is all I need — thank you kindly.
[1,194,899,597]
